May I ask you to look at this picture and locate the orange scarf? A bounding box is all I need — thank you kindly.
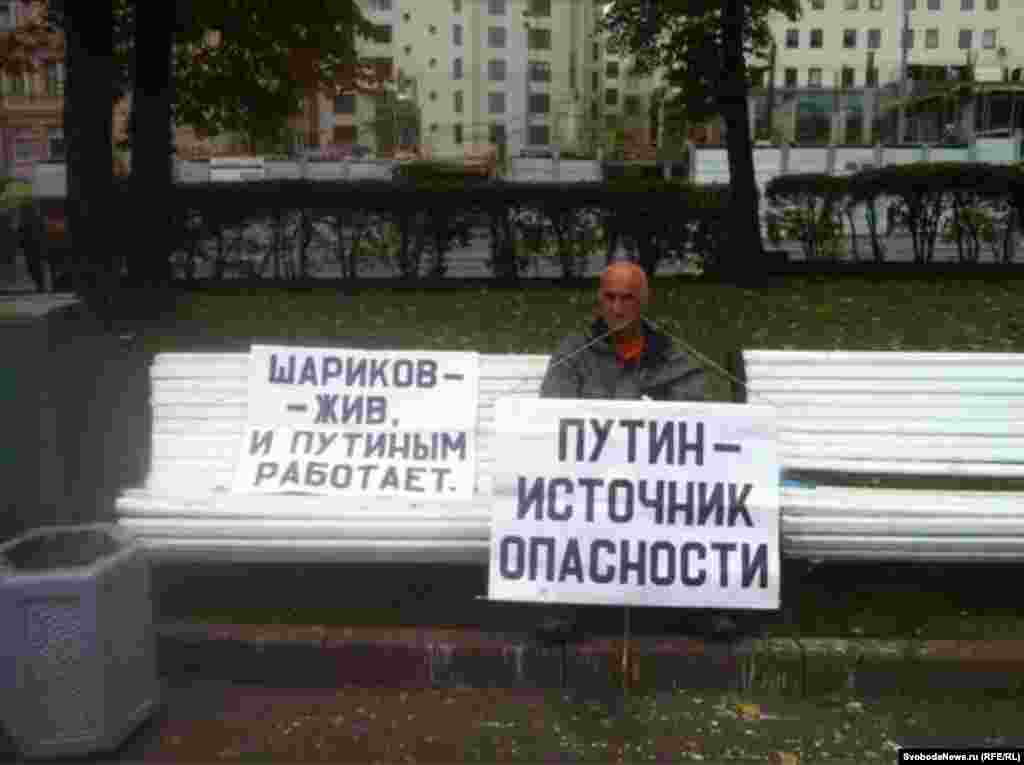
[614,333,645,367]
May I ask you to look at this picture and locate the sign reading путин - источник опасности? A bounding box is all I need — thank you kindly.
[233,345,480,499]
[488,399,780,610]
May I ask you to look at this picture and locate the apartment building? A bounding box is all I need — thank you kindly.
[323,0,662,158]
[757,0,1024,141]
[0,0,64,180]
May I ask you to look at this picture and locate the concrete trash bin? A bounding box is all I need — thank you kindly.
[0,523,160,759]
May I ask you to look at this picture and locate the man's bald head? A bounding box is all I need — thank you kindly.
[600,262,650,307]
[597,261,649,337]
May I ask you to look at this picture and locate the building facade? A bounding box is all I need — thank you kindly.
[328,0,662,158]
[756,0,1024,143]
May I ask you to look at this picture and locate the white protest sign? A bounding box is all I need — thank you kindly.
[488,399,779,610]
[233,345,480,499]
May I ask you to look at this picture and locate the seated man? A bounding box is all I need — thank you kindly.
[538,262,745,641]
[540,261,704,401]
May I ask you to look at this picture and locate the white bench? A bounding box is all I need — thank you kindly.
[116,353,549,563]
[738,350,1024,562]
[117,350,1024,564]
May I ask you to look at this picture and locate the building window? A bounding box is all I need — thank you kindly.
[843,29,857,48]
[982,29,997,48]
[784,67,798,87]
[808,68,823,87]
[591,71,599,90]
[962,0,975,9]
[372,24,392,43]
[810,29,824,48]
[368,0,392,10]
[488,59,506,81]
[430,123,438,133]
[489,123,506,144]
[402,11,410,20]
[334,93,356,114]
[453,57,463,79]
[844,0,858,9]
[404,44,412,54]
[0,0,16,29]
[488,26,506,47]
[868,29,881,48]
[591,101,599,120]
[429,57,437,68]
[528,0,551,16]
[606,61,619,78]
[925,28,939,48]
[429,90,437,101]
[453,24,462,45]
[488,0,506,14]
[46,62,65,96]
[528,125,550,145]
[811,0,825,8]
[528,28,552,50]
[529,92,550,113]
[428,24,437,35]
[529,61,551,82]
[869,0,882,8]
[605,88,618,106]
[904,28,915,49]
[454,90,463,113]
[927,0,940,8]
[488,92,506,114]
[454,124,463,144]
[48,128,65,161]
[866,67,879,86]
[624,95,642,116]
[592,42,599,61]
[959,29,973,48]
[14,140,34,162]
[453,0,461,11]
[842,67,855,87]
[985,0,997,8]
[604,115,618,131]
[785,28,799,48]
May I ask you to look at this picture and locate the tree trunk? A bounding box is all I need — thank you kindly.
[63,4,115,310]
[130,0,176,286]
[717,0,764,282]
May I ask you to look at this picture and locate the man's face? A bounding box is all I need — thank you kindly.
[598,266,646,334]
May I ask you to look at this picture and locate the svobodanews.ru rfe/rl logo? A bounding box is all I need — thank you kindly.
[900,749,1024,762]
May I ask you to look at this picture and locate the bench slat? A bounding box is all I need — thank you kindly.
[120,518,490,540]
[750,380,1024,395]
[745,363,1024,380]
[781,457,1024,477]
[748,392,1022,408]
[745,350,1024,364]
[128,538,489,564]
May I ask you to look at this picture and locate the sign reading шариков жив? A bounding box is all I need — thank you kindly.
[232,345,480,499]
[488,399,779,610]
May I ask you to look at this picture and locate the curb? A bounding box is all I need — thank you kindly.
[157,623,1024,698]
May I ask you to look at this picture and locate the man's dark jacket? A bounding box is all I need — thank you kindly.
[539,317,705,401]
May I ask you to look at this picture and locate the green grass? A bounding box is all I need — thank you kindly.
[464,689,1022,763]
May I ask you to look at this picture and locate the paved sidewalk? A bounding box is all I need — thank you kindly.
[4,622,1023,763]
[155,622,1024,699]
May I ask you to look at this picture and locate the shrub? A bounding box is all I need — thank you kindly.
[765,173,851,261]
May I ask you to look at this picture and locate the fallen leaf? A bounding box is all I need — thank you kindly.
[736,703,762,720]
[769,752,800,765]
